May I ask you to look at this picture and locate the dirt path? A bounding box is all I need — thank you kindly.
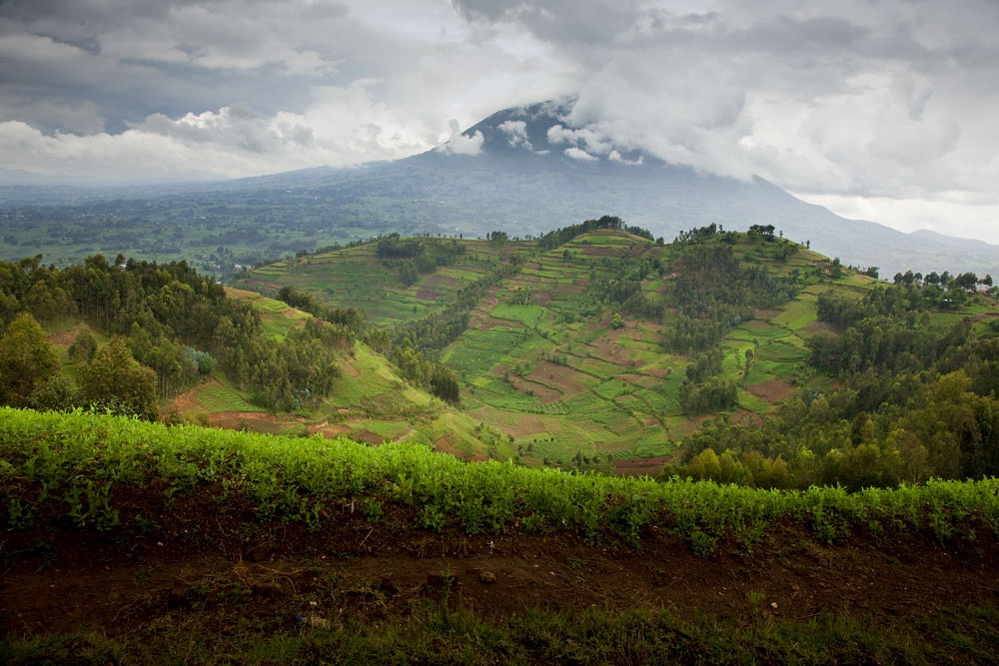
[3,517,998,639]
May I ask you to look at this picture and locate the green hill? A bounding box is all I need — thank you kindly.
[236,221,999,475]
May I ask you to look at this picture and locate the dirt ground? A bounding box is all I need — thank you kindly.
[747,378,793,404]
[3,509,998,640]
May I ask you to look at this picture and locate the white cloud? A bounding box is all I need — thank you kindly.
[564,146,597,161]
[435,119,484,156]
[608,150,642,165]
[1,0,998,241]
[498,119,532,149]
[794,192,999,245]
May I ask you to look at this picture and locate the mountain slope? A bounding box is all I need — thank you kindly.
[237,224,999,470]
[1,101,996,278]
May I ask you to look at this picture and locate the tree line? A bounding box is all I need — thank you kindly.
[0,254,348,416]
[663,280,999,488]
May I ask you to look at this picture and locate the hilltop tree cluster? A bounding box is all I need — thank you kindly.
[376,235,467,286]
[0,254,348,415]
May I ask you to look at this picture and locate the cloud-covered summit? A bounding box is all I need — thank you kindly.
[0,0,997,241]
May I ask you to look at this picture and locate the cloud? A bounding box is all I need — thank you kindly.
[450,0,999,239]
[498,119,532,150]
[608,150,642,166]
[0,0,997,242]
[564,146,597,161]
[435,119,484,156]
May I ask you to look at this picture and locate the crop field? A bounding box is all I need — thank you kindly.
[223,228,999,474]
[191,382,266,414]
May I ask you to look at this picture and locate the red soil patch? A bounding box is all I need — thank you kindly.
[352,429,386,446]
[473,411,546,438]
[747,377,792,404]
[508,375,562,404]
[470,312,524,330]
[435,437,470,460]
[588,326,637,367]
[753,308,782,320]
[208,411,286,432]
[340,359,362,379]
[48,323,87,349]
[308,421,353,438]
[618,373,660,390]
[414,287,441,301]
[172,379,221,414]
[612,455,671,477]
[581,246,625,257]
[803,320,835,335]
[526,360,588,398]
[555,282,586,296]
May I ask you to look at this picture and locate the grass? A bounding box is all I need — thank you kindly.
[5,600,999,665]
[193,383,266,414]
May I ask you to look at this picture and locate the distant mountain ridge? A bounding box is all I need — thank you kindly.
[0,100,996,278]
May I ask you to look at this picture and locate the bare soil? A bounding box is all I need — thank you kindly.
[747,378,793,404]
[612,455,672,477]
[526,360,589,398]
[508,375,562,404]
[3,510,998,640]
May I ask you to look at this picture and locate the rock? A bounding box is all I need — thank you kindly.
[479,571,497,584]
[379,577,399,595]
[252,581,286,597]
[248,543,272,562]
[770,602,778,609]
[167,582,190,608]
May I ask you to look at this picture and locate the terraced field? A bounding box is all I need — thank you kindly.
[231,228,995,472]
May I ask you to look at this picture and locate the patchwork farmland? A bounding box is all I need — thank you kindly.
[227,224,952,473]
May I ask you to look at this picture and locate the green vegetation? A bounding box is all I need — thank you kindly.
[0,254,348,413]
[3,408,998,550]
[5,600,998,665]
[665,277,999,490]
[229,221,998,473]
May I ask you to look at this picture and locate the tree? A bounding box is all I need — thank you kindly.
[0,312,60,408]
[79,336,159,420]
[430,365,461,404]
[68,328,98,362]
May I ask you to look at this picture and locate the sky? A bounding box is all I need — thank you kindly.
[0,0,997,243]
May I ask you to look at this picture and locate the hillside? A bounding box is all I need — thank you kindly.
[2,102,998,279]
[236,222,999,477]
[2,408,999,663]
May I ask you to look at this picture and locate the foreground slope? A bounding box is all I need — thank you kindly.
[2,408,999,663]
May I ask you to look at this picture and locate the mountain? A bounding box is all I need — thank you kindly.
[1,101,996,278]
